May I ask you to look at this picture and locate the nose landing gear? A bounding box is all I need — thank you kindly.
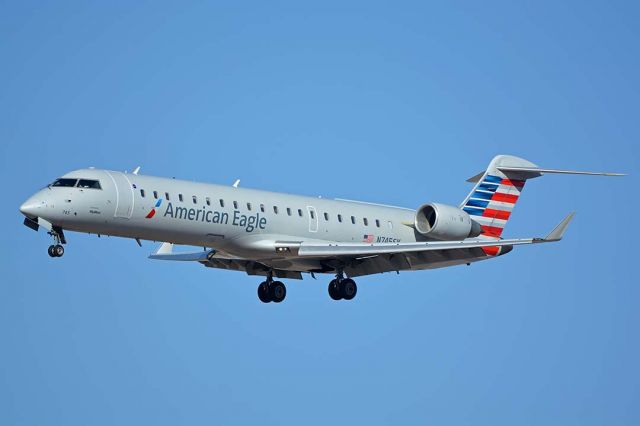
[47,227,66,258]
[48,244,64,257]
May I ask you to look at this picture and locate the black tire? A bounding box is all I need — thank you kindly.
[258,281,271,303]
[54,244,64,257]
[341,278,357,300]
[328,279,342,300]
[270,281,286,303]
[48,245,56,257]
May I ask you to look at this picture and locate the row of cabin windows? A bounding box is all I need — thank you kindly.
[139,189,384,227]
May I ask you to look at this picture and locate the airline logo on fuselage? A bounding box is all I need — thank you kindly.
[145,199,162,218]
[158,201,267,232]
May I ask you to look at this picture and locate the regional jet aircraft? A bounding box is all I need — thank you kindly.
[19,155,622,303]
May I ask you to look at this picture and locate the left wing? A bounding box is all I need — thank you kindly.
[148,213,573,279]
[298,212,574,258]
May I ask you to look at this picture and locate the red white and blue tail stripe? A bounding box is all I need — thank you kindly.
[460,155,535,256]
[462,174,525,240]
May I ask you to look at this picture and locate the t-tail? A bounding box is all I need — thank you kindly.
[460,155,624,256]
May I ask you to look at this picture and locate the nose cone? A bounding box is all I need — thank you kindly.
[20,194,46,218]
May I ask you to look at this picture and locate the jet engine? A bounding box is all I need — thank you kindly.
[414,203,482,241]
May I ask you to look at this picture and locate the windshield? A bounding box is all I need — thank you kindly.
[77,179,101,189]
[51,178,78,187]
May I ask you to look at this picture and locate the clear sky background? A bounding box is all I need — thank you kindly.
[1,1,638,425]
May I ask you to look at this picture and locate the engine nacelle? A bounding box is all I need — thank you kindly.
[414,203,482,240]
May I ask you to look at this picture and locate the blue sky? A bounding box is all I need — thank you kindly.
[1,1,638,424]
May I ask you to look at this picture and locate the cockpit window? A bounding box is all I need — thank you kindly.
[77,179,102,189]
[51,178,78,187]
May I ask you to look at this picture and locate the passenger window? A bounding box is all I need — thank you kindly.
[247,202,252,211]
[273,206,279,214]
[375,219,380,228]
[192,196,197,204]
[364,218,369,226]
[298,209,303,217]
[140,189,145,198]
[338,214,343,223]
[220,199,224,208]
[77,179,101,189]
[165,192,170,201]
[310,210,315,219]
[260,204,265,213]
[179,194,183,202]
[324,212,329,221]
[206,197,211,206]
[153,191,158,199]
[287,208,292,216]
[351,216,356,224]
[51,178,78,187]
[233,201,238,209]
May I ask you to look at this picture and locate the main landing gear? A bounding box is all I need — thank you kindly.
[328,272,357,301]
[256,270,357,303]
[47,228,66,258]
[257,274,287,303]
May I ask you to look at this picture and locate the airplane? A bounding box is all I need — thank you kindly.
[19,155,623,303]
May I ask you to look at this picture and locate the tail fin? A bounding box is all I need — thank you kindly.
[460,155,533,240]
[460,155,623,254]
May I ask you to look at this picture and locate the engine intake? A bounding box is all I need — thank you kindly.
[414,203,482,240]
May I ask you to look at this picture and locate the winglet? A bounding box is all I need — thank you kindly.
[544,212,575,242]
[132,166,141,175]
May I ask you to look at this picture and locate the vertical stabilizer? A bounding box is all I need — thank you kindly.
[460,155,537,254]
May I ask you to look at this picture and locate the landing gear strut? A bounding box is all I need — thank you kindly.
[257,272,286,303]
[47,227,66,258]
[328,271,357,301]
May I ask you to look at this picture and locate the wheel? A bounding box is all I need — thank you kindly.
[48,245,56,257]
[54,244,64,257]
[270,281,286,303]
[341,278,357,300]
[328,279,342,300]
[257,281,271,303]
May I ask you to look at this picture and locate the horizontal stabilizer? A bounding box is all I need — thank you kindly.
[466,171,485,183]
[497,166,625,179]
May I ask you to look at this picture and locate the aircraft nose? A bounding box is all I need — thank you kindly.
[19,196,46,218]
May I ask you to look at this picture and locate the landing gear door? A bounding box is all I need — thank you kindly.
[307,206,318,233]
[106,171,134,219]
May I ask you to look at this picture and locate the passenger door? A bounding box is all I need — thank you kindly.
[105,171,134,218]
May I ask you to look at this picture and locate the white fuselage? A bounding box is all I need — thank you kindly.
[20,168,442,274]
